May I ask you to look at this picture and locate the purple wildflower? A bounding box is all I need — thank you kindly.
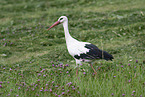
[38,73,41,76]
[59,64,63,67]
[4,43,7,46]
[140,95,142,97]
[0,82,2,84]
[50,88,52,92]
[0,85,2,88]
[66,82,72,86]
[46,84,48,86]
[52,81,54,83]
[128,63,131,66]
[122,94,125,96]
[9,68,12,71]
[69,82,72,85]
[128,79,131,83]
[66,71,69,73]
[3,68,5,70]
[62,92,65,95]
[112,93,114,96]
[114,76,116,78]
[44,89,48,91]
[52,64,54,67]
[7,94,10,96]
[10,89,13,91]
[18,87,20,89]
[35,84,38,87]
[83,72,86,74]
[121,65,123,68]
[43,75,46,77]
[67,90,70,92]
[65,64,69,66]
[131,94,134,96]
[16,95,19,97]
[37,79,40,81]
[136,60,138,63]
[132,90,135,93]
[40,90,42,91]
[58,95,61,97]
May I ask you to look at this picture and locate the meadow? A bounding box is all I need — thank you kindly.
[0,0,145,97]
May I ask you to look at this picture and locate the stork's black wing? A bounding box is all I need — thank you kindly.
[74,44,114,61]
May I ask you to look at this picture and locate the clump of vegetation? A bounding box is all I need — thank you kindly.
[1,60,144,97]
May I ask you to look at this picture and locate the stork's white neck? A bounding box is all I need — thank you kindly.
[62,20,76,45]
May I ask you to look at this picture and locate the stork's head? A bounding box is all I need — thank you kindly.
[47,16,68,30]
[58,16,68,23]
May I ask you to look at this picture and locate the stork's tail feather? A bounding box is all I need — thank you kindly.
[102,51,114,61]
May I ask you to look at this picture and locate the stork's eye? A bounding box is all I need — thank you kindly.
[60,18,63,20]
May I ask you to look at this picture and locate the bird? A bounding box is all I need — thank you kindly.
[47,16,114,75]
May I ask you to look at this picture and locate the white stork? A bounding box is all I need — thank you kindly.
[47,16,114,75]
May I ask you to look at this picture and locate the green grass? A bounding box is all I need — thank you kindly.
[0,0,145,97]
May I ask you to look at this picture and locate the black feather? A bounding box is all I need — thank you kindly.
[74,44,114,61]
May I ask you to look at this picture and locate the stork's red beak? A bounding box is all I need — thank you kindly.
[47,21,60,30]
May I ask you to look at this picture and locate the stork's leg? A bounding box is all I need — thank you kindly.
[90,63,97,75]
[75,59,81,76]
[76,67,78,76]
